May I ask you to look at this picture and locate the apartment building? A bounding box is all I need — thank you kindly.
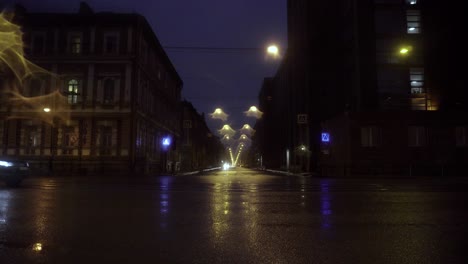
[0,3,183,175]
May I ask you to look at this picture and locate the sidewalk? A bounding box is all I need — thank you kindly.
[261,168,314,177]
[175,167,221,176]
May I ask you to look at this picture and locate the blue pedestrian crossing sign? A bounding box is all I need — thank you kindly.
[321,133,330,143]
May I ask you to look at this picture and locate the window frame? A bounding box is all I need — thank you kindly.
[103,78,115,104]
[31,32,46,55]
[408,126,426,147]
[99,126,113,156]
[406,10,421,34]
[68,32,83,54]
[103,31,120,55]
[455,126,467,147]
[67,79,80,104]
[360,126,382,147]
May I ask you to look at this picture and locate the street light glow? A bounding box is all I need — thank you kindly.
[267,45,279,55]
[244,106,263,118]
[210,108,228,121]
[43,108,51,112]
[32,243,43,252]
[400,48,409,54]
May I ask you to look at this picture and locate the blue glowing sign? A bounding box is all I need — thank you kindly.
[321,133,330,143]
[162,136,171,147]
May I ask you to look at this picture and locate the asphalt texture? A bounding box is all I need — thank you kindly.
[1,167,468,263]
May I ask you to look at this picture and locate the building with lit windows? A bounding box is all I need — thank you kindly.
[0,3,183,175]
[255,0,468,176]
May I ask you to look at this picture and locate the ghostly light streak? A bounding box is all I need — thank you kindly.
[0,12,70,125]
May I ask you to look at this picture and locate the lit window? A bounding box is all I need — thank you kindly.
[408,126,426,147]
[455,127,467,147]
[25,127,40,155]
[406,10,421,34]
[62,126,77,155]
[361,126,381,147]
[410,68,424,94]
[70,35,82,54]
[67,79,79,104]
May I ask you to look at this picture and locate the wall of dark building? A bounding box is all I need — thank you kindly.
[253,0,468,176]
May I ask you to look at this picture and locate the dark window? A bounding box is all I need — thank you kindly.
[374,9,405,34]
[29,79,42,97]
[455,127,467,147]
[70,35,81,54]
[377,67,407,94]
[361,126,381,147]
[104,35,118,54]
[32,35,45,55]
[99,127,112,155]
[103,79,115,104]
[408,126,426,147]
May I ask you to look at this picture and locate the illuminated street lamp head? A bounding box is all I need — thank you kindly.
[244,106,263,118]
[210,108,228,122]
[399,45,412,56]
[240,124,255,136]
[267,45,279,55]
[218,124,236,137]
[43,107,51,112]
[161,136,172,149]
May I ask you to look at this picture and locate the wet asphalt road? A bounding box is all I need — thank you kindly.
[1,168,468,264]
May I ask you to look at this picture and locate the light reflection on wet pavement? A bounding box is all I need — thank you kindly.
[1,168,468,263]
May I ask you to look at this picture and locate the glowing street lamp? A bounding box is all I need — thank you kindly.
[398,45,412,56]
[244,106,263,118]
[43,107,51,112]
[267,45,279,56]
[162,136,172,149]
[210,107,228,121]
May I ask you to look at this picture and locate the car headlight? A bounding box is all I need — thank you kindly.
[0,161,14,167]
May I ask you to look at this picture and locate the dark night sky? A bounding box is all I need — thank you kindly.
[3,0,287,134]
